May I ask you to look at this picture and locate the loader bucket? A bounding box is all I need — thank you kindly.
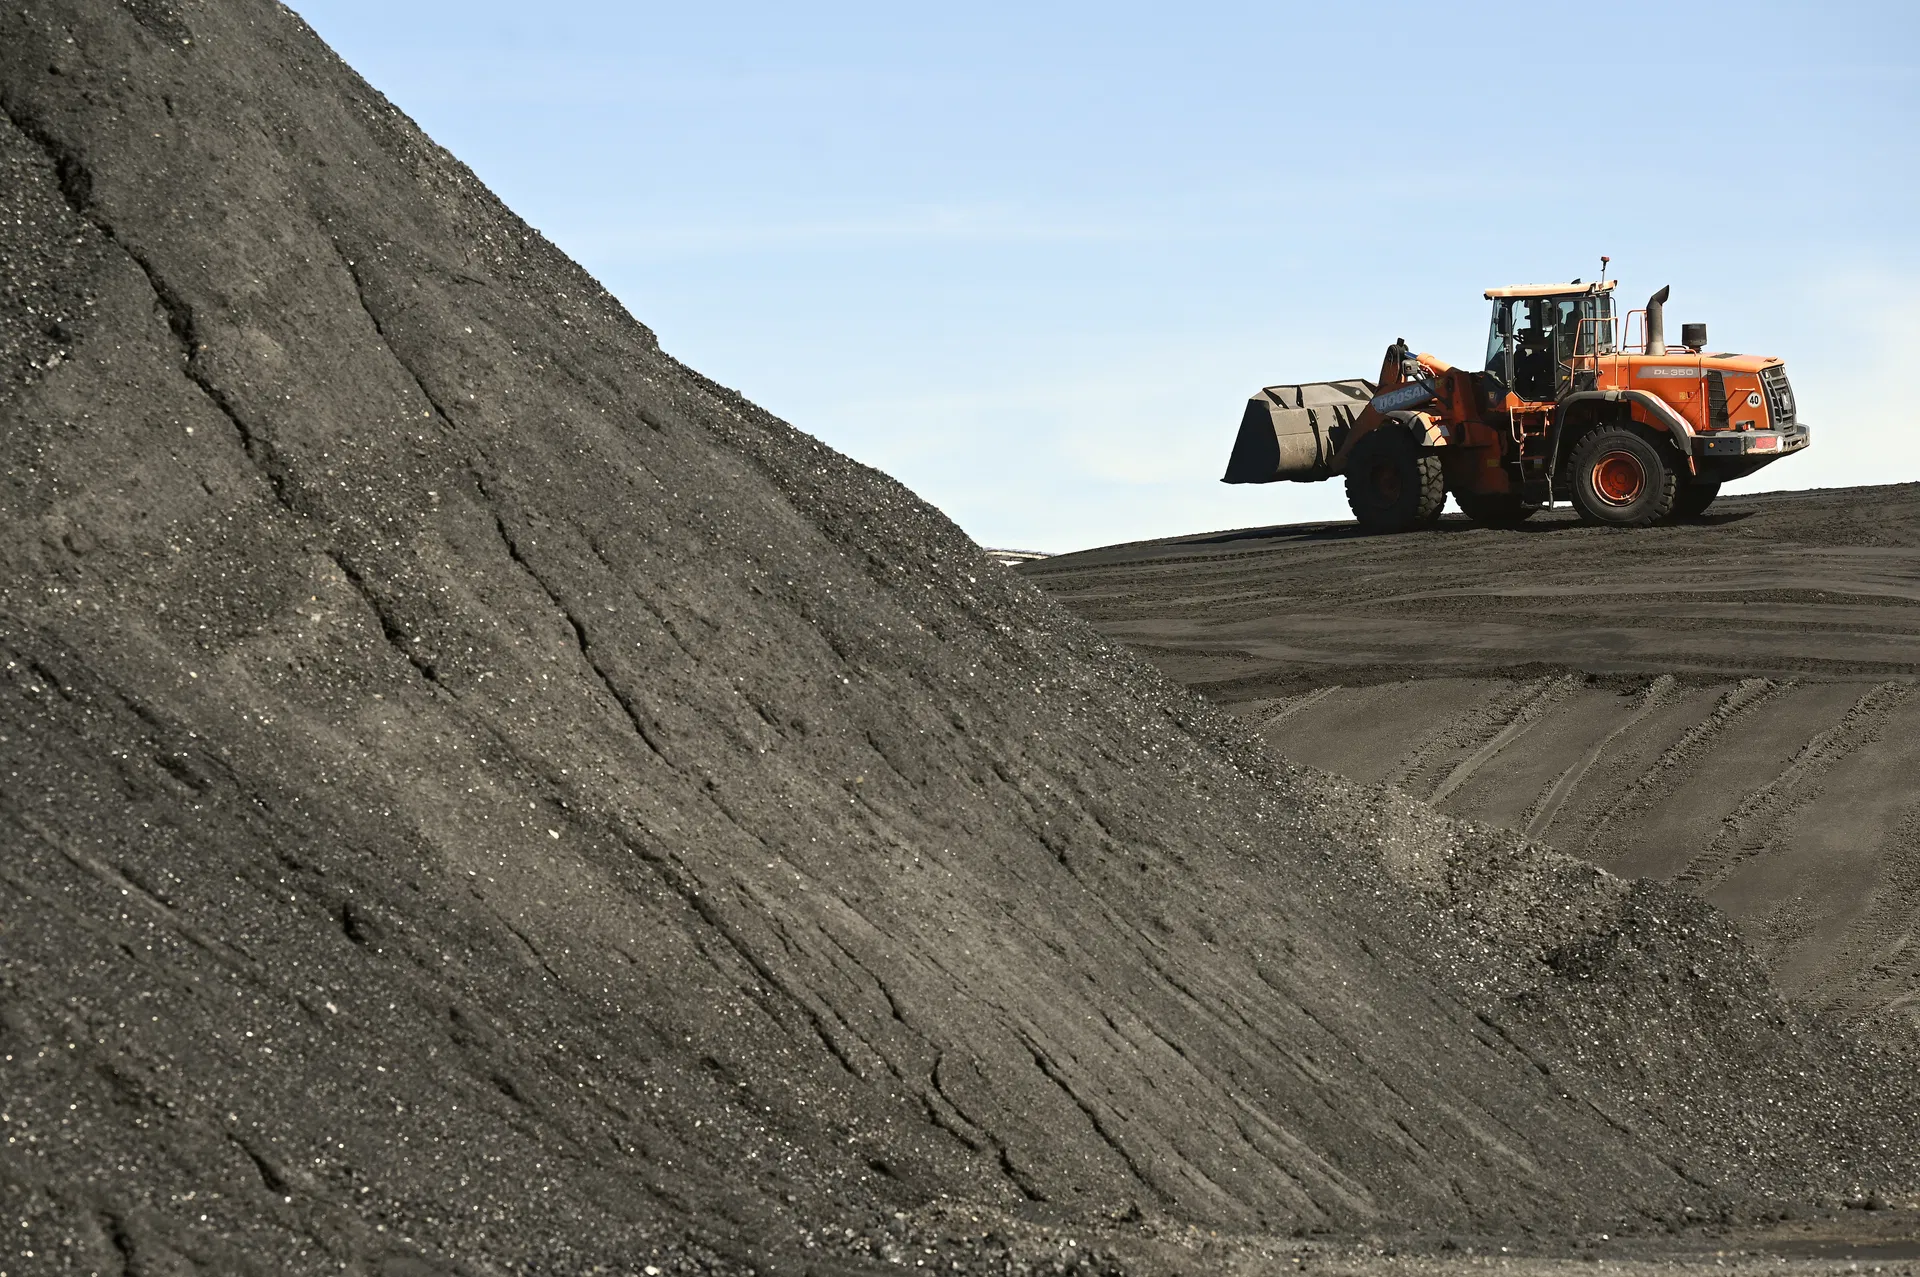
[1222,379,1375,484]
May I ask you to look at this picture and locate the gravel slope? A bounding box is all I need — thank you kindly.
[2,4,1916,1273]
[1024,492,1920,1033]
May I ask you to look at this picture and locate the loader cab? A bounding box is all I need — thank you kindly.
[1484,284,1616,401]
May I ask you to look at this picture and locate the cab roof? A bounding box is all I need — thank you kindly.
[1484,281,1617,299]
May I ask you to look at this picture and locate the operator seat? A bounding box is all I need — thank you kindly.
[1513,323,1552,400]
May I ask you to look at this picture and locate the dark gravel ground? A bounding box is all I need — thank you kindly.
[1020,486,1920,696]
[2,3,1917,1273]
[1022,488,1920,1042]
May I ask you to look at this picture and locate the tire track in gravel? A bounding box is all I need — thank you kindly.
[1570,677,1788,857]
[1382,676,1572,801]
[1428,674,1582,804]
[1804,841,1920,1028]
[1798,793,1920,1028]
[1522,676,1676,840]
[1253,685,1342,731]
[1675,681,1910,893]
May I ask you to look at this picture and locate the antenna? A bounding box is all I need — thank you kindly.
[1600,255,1610,285]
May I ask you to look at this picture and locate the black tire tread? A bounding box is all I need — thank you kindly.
[1413,455,1447,525]
[1343,426,1446,534]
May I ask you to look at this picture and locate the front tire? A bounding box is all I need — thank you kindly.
[1568,426,1678,527]
[1344,426,1445,534]
[1672,477,1721,519]
[1454,490,1539,528]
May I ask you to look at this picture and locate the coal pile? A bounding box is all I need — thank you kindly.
[1023,491,1920,1039]
[2,3,1916,1273]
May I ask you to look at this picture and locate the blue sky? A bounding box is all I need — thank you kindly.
[294,1,1919,551]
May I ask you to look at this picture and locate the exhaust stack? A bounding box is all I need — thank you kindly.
[1646,285,1671,356]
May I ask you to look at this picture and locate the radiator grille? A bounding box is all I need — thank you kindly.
[1707,371,1729,429]
[1760,364,1796,429]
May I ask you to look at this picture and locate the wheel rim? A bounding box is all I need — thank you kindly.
[1592,450,1645,505]
[1370,462,1402,505]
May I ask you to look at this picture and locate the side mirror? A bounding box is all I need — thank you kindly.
[1497,305,1514,337]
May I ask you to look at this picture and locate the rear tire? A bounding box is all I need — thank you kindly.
[1672,478,1721,519]
[1568,425,1677,527]
[1454,490,1539,528]
[1344,426,1445,534]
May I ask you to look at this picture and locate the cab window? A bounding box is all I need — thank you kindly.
[1484,302,1510,375]
[1583,293,1616,354]
[1564,295,1616,356]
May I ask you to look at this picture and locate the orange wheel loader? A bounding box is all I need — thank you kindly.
[1222,267,1810,531]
